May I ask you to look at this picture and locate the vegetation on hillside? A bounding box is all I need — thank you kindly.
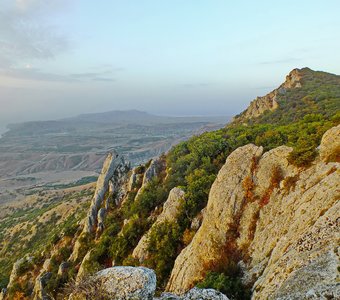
[2,68,339,299]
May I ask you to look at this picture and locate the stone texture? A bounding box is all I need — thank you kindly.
[319,124,340,162]
[76,250,93,282]
[83,151,129,234]
[167,126,340,300]
[57,261,70,276]
[6,256,33,291]
[135,158,166,200]
[167,144,264,293]
[234,68,304,122]
[96,207,107,236]
[70,151,129,262]
[143,158,165,186]
[158,287,230,299]
[133,187,184,262]
[128,167,140,191]
[72,267,156,300]
[33,272,52,300]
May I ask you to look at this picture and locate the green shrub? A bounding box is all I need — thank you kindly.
[197,271,251,300]
[145,221,183,288]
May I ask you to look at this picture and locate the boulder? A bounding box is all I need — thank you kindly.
[157,288,229,300]
[72,267,156,300]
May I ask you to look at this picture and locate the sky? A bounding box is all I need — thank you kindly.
[1,0,340,132]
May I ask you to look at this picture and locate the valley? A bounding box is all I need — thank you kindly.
[0,110,229,206]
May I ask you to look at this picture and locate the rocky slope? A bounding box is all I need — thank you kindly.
[167,125,339,299]
[233,68,303,122]
[1,68,339,300]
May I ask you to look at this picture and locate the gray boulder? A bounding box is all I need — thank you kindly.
[157,288,230,300]
[72,266,156,300]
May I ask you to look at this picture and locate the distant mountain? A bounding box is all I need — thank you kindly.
[5,110,230,137]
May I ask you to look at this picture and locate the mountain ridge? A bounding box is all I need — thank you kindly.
[1,67,339,300]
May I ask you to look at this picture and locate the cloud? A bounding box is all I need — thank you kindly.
[178,82,212,89]
[0,66,118,82]
[0,0,70,68]
[69,66,122,82]
[92,77,116,82]
[259,57,302,65]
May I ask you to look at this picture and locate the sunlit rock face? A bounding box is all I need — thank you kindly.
[133,187,185,262]
[167,126,340,300]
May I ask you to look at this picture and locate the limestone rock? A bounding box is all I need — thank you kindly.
[83,151,129,234]
[70,151,129,262]
[31,258,51,300]
[133,187,184,262]
[0,289,6,300]
[319,124,340,162]
[7,256,33,291]
[143,158,165,186]
[76,250,93,282]
[233,68,304,122]
[190,208,206,231]
[181,287,230,300]
[72,267,156,300]
[167,126,340,300]
[128,167,141,191]
[135,158,166,201]
[57,262,70,276]
[96,207,107,237]
[157,288,230,300]
[167,144,263,293]
[33,272,52,300]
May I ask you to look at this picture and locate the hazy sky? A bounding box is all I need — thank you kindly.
[1,0,340,131]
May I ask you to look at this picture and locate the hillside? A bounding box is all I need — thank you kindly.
[1,68,339,300]
[0,111,228,208]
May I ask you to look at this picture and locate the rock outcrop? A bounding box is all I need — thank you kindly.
[167,126,340,300]
[319,124,340,162]
[167,144,264,293]
[133,187,185,262]
[69,151,129,262]
[32,272,52,300]
[143,158,165,186]
[83,151,129,234]
[73,266,230,300]
[6,256,33,292]
[158,288,230,299]
[135,158,166,199]
[71,267,157,300]
[233,68,304,122]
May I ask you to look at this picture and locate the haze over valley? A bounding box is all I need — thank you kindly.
[0,110,229,205]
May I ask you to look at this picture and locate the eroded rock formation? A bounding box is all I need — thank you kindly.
[83,151,129,234]
[233,68,304,122]
[167,126,340,299]
[133,187,185,262]
[72,266,230,300]
[69,152,129,262]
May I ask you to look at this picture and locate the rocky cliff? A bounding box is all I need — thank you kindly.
[233,68,306,122]
[167,125,340,299]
